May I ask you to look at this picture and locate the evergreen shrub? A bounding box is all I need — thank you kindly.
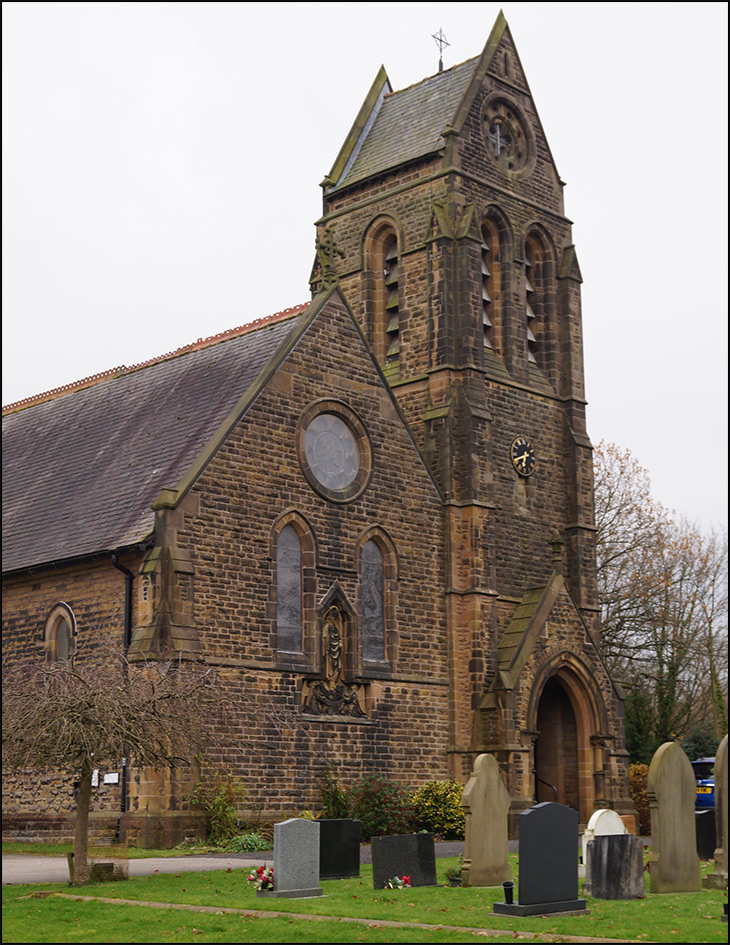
[349,774,416,840]
[412,779,466,839]
[230,830,271,853]
[629,763,650,835]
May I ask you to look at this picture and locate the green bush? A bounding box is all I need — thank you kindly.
[681,725,721,761]
[412,779,465,839]
[230,830,271,853]
[629,763,650,836]
[188,768,247,844]
[320,765,350,819]
[349,774,416,841]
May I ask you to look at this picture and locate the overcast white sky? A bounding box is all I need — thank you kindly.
[3,1,728,531]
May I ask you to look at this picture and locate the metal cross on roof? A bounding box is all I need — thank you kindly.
[431,28,450,72]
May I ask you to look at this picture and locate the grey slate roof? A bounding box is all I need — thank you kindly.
[2,310,305,574]
[334,57,479,190]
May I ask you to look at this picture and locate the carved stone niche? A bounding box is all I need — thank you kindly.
[301,586,367,718]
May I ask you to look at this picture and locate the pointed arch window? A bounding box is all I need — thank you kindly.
[276,525,303,653]
[44,603,76,662]
[361,540,385,662]
[358,528,398,676]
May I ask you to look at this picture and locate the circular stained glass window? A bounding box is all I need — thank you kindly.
[304,414,360,492]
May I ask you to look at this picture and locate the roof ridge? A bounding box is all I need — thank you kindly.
[384,54,479,98]
[2,302,309,415]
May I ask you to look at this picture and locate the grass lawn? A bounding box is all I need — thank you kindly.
[2,855,726,944]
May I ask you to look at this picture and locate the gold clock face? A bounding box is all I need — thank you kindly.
[511,435,536,477]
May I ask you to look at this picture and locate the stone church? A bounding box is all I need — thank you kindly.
[2,13,634,843]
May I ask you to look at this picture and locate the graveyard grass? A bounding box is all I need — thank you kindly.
[2,856,726,944]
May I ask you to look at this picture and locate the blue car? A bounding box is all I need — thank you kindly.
[691,757,715,811]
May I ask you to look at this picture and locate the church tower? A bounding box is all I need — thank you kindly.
[312,13,633,828]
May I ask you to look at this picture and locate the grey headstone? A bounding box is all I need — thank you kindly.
[319,818,360,879]
[704,733,728,890]
[586,834,645,899]
[493,802,587,916]
[371,833,437,889]
[647,742,700,893]
[258,818,323,899]
[461,753,511,886]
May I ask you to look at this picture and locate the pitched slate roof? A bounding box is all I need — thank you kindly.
[2,305,308,574]
[332,56,479,190]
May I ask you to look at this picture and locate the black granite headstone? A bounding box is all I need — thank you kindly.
[493,802,587,916]
[371,833,437,889]
[695,810,716,860]
[319,818,361,879]
[586,834,645,899]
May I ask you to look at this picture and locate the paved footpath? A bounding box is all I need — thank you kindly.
[2,853,272,885]
[2,841,471,885]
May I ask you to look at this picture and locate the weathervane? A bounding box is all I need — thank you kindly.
[431,27,450,72]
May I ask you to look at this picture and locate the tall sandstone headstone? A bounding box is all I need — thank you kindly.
[461,753,511,886]
[704,733,728,890]
[647,742,700,893]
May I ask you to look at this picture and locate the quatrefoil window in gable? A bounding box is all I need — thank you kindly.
[298,401,372,503]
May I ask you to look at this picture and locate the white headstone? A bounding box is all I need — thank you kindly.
[582,808,628,877]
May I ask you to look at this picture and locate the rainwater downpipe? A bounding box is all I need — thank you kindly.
[111,554,134,652]
[111,554,134,835]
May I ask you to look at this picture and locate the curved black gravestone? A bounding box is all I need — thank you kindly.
[493,802,587,916]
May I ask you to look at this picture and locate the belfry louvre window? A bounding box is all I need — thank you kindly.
[481,224,498,350]
[383,238,400,375]
[525,248,538,364]
[277,525,303,652]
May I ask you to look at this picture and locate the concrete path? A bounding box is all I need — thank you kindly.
[2,853,271,885]
[2,841,471,885]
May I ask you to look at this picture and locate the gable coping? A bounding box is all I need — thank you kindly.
[157,284,445,512]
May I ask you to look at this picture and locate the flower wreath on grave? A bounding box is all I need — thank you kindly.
[247,865,274,890]
[384,875,411,889]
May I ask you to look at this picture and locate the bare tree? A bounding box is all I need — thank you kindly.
[594,442,728,760]
[2,631,223,885]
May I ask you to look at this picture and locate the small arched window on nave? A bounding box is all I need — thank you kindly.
[44,603,76,662]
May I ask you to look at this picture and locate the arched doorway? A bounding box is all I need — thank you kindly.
[534,676,579,810]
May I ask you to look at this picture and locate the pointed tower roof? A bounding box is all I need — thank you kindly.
[325,11,543,193]
[327,56,478,191]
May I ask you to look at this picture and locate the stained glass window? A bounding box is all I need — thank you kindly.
[362,540,385,661]
[277,525,302,652]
